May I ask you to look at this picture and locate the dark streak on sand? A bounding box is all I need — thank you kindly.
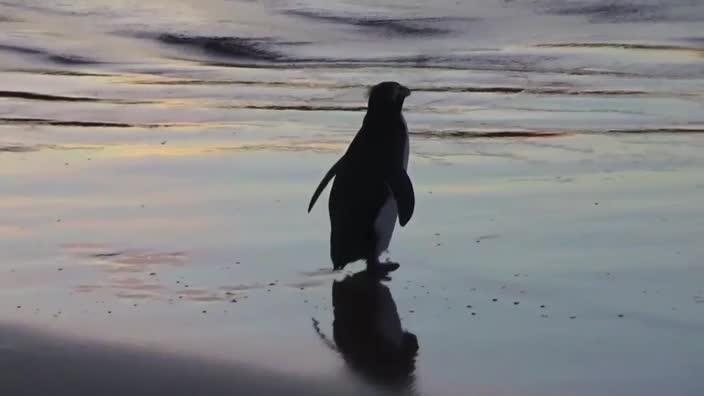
[0,90,154,104]
[3,68,112,77]
[220,104,367,112]
[285,10,473,36]
[156,33,283,61]
[537,42,704,53]
[0,145,38,153]
[609,128,704,134]
[0,43,101,65]
[0,90,102,102]
[0,117,181,128]
[411,130,567,139]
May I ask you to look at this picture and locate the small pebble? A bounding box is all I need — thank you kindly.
[617,314,624,318]
[466,305,472,308]
[230,299,237,303]
[202,310,207,314]
[513,301,520,305]
[16,305,21,309]
[471,312,477,316]
[57,268,63,271]
[569,315,576,319]
[491,298,498,302]
[149,272,156,276]
[107,311,112,314]
[540,305,546,309]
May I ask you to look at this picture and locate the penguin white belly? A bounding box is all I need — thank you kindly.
[373,135,409,256]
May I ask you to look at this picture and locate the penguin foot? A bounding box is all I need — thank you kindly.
[368,262,400,278]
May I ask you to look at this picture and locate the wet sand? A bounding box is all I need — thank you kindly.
[2,132,704,395]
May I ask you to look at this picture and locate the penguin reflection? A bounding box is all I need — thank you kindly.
[327,270,419,389]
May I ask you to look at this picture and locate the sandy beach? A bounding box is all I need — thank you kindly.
[1,1,704,395]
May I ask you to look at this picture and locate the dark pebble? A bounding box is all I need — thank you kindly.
[149,272,156,276]
[231,299,237,303]
[617,314,624,318]
[16,305,21,309]
[540,305,546,308]
[513,301,520,305]
[57,268,63,271]
[268,282,276,286]
[569,316,576,319]
[471,312,476,316]
[491,298,498,302]
[202,310,207,314]
[466,305,472,308]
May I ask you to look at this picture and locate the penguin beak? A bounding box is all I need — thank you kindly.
[401,86,411,98]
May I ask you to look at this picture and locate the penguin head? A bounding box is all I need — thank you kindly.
[367,81,411,113]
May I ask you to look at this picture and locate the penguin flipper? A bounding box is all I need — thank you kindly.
[387,168,415,226]
[308,158,341,212]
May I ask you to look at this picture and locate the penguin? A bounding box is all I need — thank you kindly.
[308,81,414,275]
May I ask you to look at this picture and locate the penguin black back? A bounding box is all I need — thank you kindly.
[308,81,415,272]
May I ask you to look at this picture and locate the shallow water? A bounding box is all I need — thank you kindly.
[1,1,704,395]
